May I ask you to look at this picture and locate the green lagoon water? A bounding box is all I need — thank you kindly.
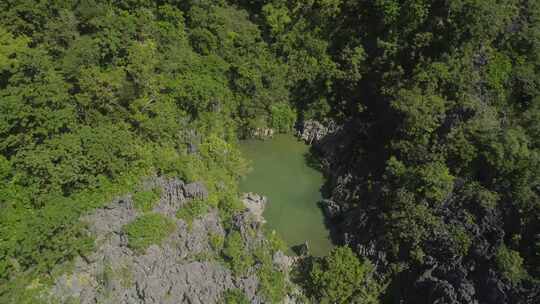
[239,134,333,256]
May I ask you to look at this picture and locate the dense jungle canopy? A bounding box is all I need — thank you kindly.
[0,0,539,303]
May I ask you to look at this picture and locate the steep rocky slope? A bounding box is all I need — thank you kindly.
[48,178,297,304]
[310,121,539,304]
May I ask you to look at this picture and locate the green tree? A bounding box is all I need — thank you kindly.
[222,231,253,275]
[270,103,297,133]
[222,289,250,304]
[309,246,381,304]
[496,245,527,284]
[123,213,176,254]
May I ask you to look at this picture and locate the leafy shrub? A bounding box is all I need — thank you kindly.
[190,27,218,55]
[222,231,253,275]
[209,233,225,251]
[266,230,287,253]
[496,245,526,284]
[217,194,245,228]
[270,103,297,133]
[309,246,381,304]
[132,187,161,211]
[254,246,287,303]
[119,264,134,288]
[222,289,250,304]
[414,161,454,204]
[176,199,210,228]
[258,265,287,303]
[123,213,176,254]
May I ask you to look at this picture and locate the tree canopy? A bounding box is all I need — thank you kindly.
[1,0,539,303]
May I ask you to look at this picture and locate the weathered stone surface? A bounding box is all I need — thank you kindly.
[251,127,275,139]
[297,119,338,144]
[48,178,268,304]
[242,192,267,224]
[82,196,138,242]
[149,177,186,217]
[183,182,209,200]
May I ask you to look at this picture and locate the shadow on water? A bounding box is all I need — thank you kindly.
[303,147,336,195]
[317,200,344,248]
[302,150,323,172]
[304,147,344,248]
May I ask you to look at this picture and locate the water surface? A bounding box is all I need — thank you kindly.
[239,134,333,256]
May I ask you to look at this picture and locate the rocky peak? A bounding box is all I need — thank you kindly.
[48,178,272,304]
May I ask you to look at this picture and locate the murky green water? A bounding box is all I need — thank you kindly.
[239,134,333,256]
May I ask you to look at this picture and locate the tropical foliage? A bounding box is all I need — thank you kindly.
[1,0,539,303]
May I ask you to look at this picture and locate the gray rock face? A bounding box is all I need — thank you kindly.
[83,196,138,241]
[298,120,339,144]
[148,177,187,216]
[183,182,209,201]
[273,251,294,272]
[319,199,341,219]
[250,127,275,139]
[48,178,265,304]
[242,192,267,224]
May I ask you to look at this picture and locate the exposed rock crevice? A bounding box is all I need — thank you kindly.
[49,178,288,304]
[297,119,340,144]
[310,123,540,304]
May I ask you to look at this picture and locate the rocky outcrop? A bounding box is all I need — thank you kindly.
[312,122,540,304]
[183,181,209,200]
[273,251,295,272]
[251,127,275,139]
[47,178,275,304]
[297,120,339,144]
[242,192,267,224]
[319,199,342,219]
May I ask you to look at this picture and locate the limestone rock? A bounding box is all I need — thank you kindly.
[183,182,209,200]
[150,177,186,216]
[242,192,267,224]
[48,178,266,304]
[319,199,341,219]
[273,250,294,272]
[251,127,275,139]
[298,120,338,144]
